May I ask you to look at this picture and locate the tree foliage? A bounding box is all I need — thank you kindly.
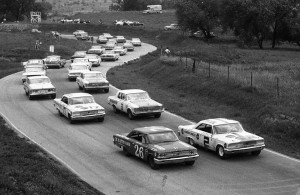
[175,0,220,39]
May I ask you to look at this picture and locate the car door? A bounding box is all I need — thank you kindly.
[61,97,69,116]
[201,124,213,149]
[116,92,125,112]
[127,131,147,160]
[193,123,207,147]
[23,78,30,93]
[76,74,83,87]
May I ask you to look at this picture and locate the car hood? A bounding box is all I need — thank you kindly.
[150,141,194,152]
[68,103,104,112]
[215,131,263,143]
[83,78,108,83]
[88,59,99,62]
[29,83,55,89]
[129,99,161,107]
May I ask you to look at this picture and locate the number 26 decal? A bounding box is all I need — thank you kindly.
[134,145,144,159]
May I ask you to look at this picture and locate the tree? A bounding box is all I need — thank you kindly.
[8,0,35,21]
[175,0,220,39]
[33,1,52,19]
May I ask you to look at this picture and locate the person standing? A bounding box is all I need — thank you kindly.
[35,39,40,50]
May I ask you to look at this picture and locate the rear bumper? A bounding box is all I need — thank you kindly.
[224,145,265,154]
[85,85,109,90]
[154,154,199,164]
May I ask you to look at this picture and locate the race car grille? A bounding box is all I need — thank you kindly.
[80,110,97,116]
[135,106,162,112]
[165,150,193,158]
[243,141,257,146]
[88,83,108,87]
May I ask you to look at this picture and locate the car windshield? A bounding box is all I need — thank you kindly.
[25,67,44,72]
[148,132,178,144]
[30,77,50,84]
[70,65,88,70]
[47,56,59,61]
[74,52,85,56]
[127,92,149,101]
[214,123,244,134]
[86,55,98,59]
[115,47,123,50]
[69,96,95,105]
[84,73,103,79]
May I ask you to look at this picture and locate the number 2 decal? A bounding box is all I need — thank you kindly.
[134,145,144,159]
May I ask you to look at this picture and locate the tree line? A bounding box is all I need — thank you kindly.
[0,0,52,22]
[110,0,177,11]
[176,0,300,49]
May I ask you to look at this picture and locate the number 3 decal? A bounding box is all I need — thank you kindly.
[134,145,144,159]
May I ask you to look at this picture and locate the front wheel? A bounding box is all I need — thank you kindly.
[217,146,227,159]
[113,105,119,113]
[51,94,56,99]
[104,88,109,93]
[185,161,195,166]
[154,113,161,118]
[188,138,195,146]
[251,150,261,156]
[97,117,104,122]
[123,147,130,156]
[148,157,159,170]
[128,110,134,120]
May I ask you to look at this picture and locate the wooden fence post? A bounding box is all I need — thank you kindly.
[277,77,279,98]
[208,62,211,78]
[227,66,230,84]
[251,72,253,87]
[192,59,196,73]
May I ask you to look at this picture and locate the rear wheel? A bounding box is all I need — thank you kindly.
[185,161,195,166]
[154,113,161,118]
[251,150,261,156]
[148,156,159,170]
[68,114,74,124]
[188,138,195,146]
[97,117,104,122]
[217,146,227,159]
[58,110,63,117]
[122,147,130,156]
[29,94,33,100]
[113,105,119,113]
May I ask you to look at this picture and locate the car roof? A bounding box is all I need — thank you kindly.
[119,89,146,94]
[83,71,101,74]
[47,55,60,58]
[28,75,49,80]
[71,62,89,66]
[25,65,44,68]
[132,38,140,40]
[200,118,239,126]
[133,126,173,134]
[64,93,92,98]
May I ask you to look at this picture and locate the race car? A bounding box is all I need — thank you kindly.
[108,89,164,119]
[123,42,134,51]
[84,54,101,67]
[68,63,90,81]
[22,59,45,67]
[178,118,265,159]
[112,46,127,56]
[113,126,199,169]
[43,55,66,69]
[53,93,105,123]
[23,76,56,100]
[76,71,109,92]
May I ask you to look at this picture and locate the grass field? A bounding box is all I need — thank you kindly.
[0,28,103,194]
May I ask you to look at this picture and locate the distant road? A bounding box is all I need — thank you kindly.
[0,35,299,195]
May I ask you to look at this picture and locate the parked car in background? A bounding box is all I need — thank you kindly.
[76,71,109,93]
[143,5,162,14]
[100,53,119,61]
[113,126,198,169]
[71,51,86,62]
[112,46,127,56]
[116,36,126,43]
[123,42,134,51]
[178,118,265,159]
[164,24,181,31]
[91,45,104,50]
[76,32,90,41]
[68,63,90,81]
[53,93,105,123]
[97,35,108,44]
[84,54,101,67]
[22,65,47,83]
[108,89,164,119]
[102,33,114,39]
[44,55,66,69]
[131,38,142,46]
[73,30,85,36]
[22,59,44,67]
[23,76,56,100]
[87,48,105,56]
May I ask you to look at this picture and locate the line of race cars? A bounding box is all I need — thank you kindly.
[20,32,265,170]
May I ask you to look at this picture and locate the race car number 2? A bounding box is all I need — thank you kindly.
[134,145,144,159]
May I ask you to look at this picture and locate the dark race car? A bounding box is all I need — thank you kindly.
[113,126,199,169]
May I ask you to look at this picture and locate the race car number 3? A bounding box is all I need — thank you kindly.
[134,145,144,159]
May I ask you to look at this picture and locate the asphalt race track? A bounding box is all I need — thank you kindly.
[0,35,299,195]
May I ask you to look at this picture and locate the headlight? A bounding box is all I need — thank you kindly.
[257,140,265,145]
[228,143,243,149]
[97,109,105,114]
[48,88,56,92]
[72,112,80,116]
[157,153,166,159]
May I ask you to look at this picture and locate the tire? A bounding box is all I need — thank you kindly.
[104,88,109,93]
[188,138,195,146]
[58,110,63,117]
[154,113,161,118]
[128,110,134,120]
[68,114,74,124]
[251,150,261,156]
[78,84,82,90]
[123,147,130,156]
[185,161,195,166]
[51,94,56,99]
[29,95,33,100]
[217,146,227,159]
[82,86,86,92]
[113,105,119,113]
[97,117,104,122]
[148,156,159,170]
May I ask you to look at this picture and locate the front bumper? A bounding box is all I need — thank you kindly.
[71,113,105,120]
[84,85,109,90]
[30,90,56,96]
[224,145,265,154]
[133,110,164,116]
[154,154,199,164]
